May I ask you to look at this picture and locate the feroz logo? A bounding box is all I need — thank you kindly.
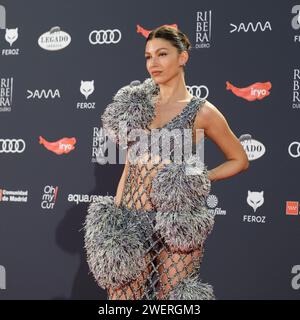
[286,201,299,215]
[0,5,20,56]
[89,29,122,44]
[77,80,96,110]
[4,27,18,46]
[243,190,266,223]
[0,265,6,290]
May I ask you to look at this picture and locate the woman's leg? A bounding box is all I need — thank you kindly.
[155,246,202,299]
[107,252,153,300]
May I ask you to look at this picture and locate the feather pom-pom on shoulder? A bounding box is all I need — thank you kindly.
[101,78,159,146]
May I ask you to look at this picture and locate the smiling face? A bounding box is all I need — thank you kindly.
[145,38,188,84]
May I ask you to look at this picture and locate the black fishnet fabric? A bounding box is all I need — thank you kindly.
[107,98,205,300]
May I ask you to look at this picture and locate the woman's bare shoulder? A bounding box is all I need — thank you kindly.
[194,99,225,129]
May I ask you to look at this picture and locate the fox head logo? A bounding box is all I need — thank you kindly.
[80,80,94,100]
[5,27,18,46]
[247,191,264,212]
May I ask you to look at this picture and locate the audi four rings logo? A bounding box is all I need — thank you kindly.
[187,85,209,100]
[288,141,300,158]
[0,139,26,153]
[89,29,122,44]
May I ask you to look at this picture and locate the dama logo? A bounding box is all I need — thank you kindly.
[286,201,299,215]
[136,24,178,38]
[39,136,76,155]
[27,89,61,100]
[0,265,6,290]
[291,265,300,290]
[229,21,272,33]
[226,81,271,101]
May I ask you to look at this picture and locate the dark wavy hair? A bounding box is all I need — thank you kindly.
[146,25,192,54]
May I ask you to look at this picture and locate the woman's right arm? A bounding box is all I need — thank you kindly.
[114,150,130,207]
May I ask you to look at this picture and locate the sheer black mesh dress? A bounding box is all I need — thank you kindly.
[84,78,216,300]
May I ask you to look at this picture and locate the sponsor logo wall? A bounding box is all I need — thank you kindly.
[0,1,299,299]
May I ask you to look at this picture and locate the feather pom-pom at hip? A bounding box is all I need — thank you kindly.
[154,206,215,252]
[150,154,211,213]
[83,195,152,289]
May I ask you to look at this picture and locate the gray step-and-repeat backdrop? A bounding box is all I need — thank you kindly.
[0,0,299,300]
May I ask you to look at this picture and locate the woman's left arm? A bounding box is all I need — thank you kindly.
[195,100,249,182]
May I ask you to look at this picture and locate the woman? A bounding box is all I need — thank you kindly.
[84,25,249,300]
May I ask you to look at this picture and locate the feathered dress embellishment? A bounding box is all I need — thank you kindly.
[101,78,159,146]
